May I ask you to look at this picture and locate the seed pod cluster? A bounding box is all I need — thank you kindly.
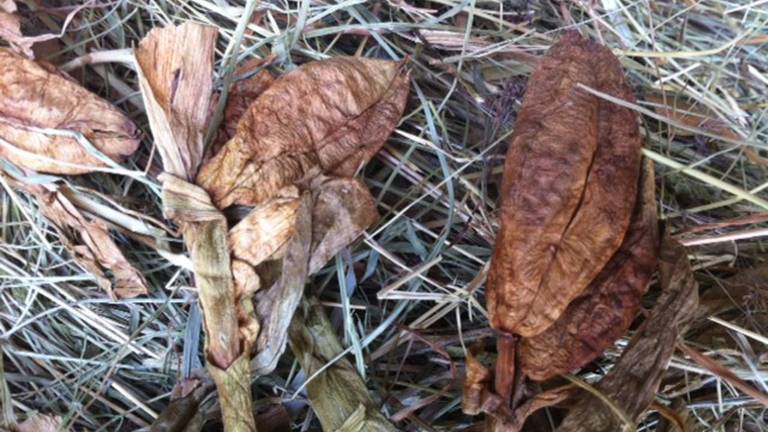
[487,33,658,381]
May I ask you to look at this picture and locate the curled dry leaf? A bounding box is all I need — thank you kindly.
[228,188,300,267]
[135,22,217,180]
[197,56,410,208]
[250,177,379,375]
[0,48,139,174]
[520,160,659,381]
[18,182,148,299]
[556,234,698,432]
[487,32,643,337]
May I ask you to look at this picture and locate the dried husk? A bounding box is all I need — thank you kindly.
[0,48,139,174]
[487,32,643,337]
[136,22,258,432]
[288,297,396,432]
[197,56,410,208]
[135,22,217,181]
[556,234,698,432]
[520,160,659,380]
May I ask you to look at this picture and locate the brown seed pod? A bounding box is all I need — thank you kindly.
[196,57,410,208]
[487,32,643,337]
[520,160,659,381]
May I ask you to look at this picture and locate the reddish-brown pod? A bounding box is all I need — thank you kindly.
[520,161,659,381]
[487,32,642,337]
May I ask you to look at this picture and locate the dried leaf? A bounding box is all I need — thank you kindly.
[19,183,148,299]
[228,188,301,267]
[135,23,217,180]
[251,192,312,376]
[487,32,643,337]
[159,174,241,367]
[197,56,410,208]
[0,414,62,432]
[0,1,32,58]
[138,23,256,431]
[208,69,275,158]
[520,160,659,380]
[0,48,139,174]
[288,297,397,432]
[307,176,379,274]
[556,235,698,432]
[251,177,379,376]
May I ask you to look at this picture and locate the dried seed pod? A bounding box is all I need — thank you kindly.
[520,161,658,381]
[0,48,139,174]
[487,33,642,337]
[196,56,410,208]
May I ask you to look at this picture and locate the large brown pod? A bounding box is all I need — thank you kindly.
[487,33,643,337]
[520,160,659,381]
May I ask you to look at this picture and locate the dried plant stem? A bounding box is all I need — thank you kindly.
[161,175,257,431]
[494,334,517,404]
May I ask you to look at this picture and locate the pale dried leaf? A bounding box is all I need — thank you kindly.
[1,414,62,432]
[0,1,32,58]
[308,176,379,274]
[135,23,217,180]
[159,174,240,369]
[289,297,396,432]
[251,193,312,376]
[197,56,410,208]
[21,183,148,299]
[250,177,379,375]
[0,48,139,174]
[228,189,301,267]
[557,235,699,432]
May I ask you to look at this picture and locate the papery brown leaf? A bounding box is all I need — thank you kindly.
[135,23,216,180]
[208,69,275,159]
[487,32,643,337]
[21,183,148,299]
[520,160,659,380]
[0,1,32,58]
[288,297,396,432]
[556,234,698,432]
[0,48,139,174]
[307,176,379,274]
[228,188,300,268]
[250,177,379,375]
[197,56,410,208]
[0,414,62,432]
